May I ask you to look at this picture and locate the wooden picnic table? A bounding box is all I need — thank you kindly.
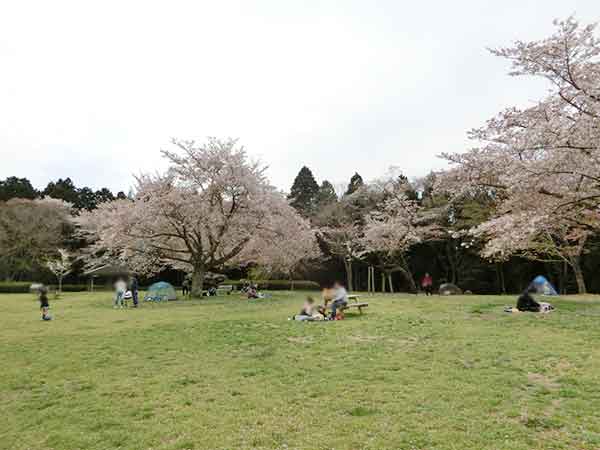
[346,294,369,314]
[324,294,369,315]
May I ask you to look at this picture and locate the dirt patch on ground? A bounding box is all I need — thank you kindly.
[527,372,560,390]
[287,336,314,344]
[348,335,384,343]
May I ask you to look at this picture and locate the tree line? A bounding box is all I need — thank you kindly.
[0,177,129,282]
[1,17,599,295]
[0,176,128,210]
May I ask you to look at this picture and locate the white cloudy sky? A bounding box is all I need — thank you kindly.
[1,1,598,194]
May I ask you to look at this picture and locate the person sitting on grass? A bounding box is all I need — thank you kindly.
[516,288,541,312]
[328,281,348,320]
[515,287,554,313]
[247,285,262,299]
[39,286,51,321]
[203,287,217,297]
[291,297,326,321]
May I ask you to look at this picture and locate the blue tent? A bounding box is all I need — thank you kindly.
[528,276,558,296]
[144,281,177,302]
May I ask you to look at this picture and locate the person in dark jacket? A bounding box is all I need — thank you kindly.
[516,288,541,312]
[130,275,139,307]
[182,277,190,297]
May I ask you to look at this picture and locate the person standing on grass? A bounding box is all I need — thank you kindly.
[421,273,433,296]
[130,275,139,307]
[114,278,127,308]
[182,277,190,297]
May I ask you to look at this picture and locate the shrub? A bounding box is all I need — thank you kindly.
[0,282,111,293]
[224,280,320,291]
[0,282,31,293]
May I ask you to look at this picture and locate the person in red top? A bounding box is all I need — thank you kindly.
[421,273,433,296]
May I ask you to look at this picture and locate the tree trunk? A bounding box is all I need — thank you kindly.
[387,273,394,293]
[58,276,63,294]
[556,261,568,295]
[370,266,375,294]
[343,259,353,292]
[381,272,386,293]
[447,241,458,284]
[191,265,205,298]
[496,263,506,295]
[569,255,587,294]
[401,269,418,294]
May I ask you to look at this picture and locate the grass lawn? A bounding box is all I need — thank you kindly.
[2,291,600,450]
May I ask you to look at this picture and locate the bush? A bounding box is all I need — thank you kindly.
[0,280,321,294]
[0,282,31,293]
[58,284,91,292]
[225,280,320,291]
[0,282,108,293]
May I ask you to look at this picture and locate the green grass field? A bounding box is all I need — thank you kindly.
[2,291,600,450]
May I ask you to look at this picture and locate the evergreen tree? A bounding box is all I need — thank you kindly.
[95,188,115,204]
[344,172,364,196]
[0,177,38,201]
[316,180,338,207]
[74,187,98,211]
[288,166,320,216]
[42,178,79,204]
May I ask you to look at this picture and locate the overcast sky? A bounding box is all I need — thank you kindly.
[1,1,599,194]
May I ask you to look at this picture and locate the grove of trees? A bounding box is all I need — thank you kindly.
[1,17,598,296]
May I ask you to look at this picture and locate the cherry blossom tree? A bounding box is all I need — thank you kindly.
[470,195,591,293]
[254,215,320,289]
[78,137,312,297]
[438,17,600,294]
[359,177,440,293]
[46,249,73,293]
[315,186,381,291]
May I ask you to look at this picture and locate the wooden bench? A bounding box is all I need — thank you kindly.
[322,294,369,317]
[344,294,369,314]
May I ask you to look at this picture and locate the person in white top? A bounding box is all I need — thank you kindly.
[114,278,127,308]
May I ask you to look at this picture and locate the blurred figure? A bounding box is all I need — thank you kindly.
[130,275,139,307]
[329,281,348,320]
[114,278,127,308]
[38,286,52,320]
[182,277,190,297]
[421,273,433,296]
